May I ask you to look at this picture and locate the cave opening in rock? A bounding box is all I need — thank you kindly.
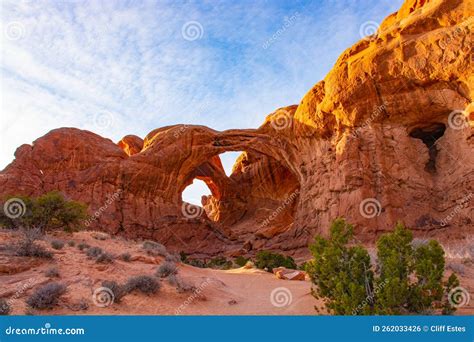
[181,179,211,207]
[409,123,446,173]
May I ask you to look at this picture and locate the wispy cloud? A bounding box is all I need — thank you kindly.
[0,0,403,176]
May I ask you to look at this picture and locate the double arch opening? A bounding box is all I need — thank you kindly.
[177,136,301,236]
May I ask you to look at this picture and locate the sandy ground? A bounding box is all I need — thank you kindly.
[0,230,320,315]
[0,229,472,315]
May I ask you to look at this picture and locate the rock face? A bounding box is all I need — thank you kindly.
[0,0,472,257]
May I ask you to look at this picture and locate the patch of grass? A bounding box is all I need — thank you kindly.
[26,283,67,310]
[16,240,53,259]
[168,275,196,293]
[96,252,114,264]
[156,261,178,278]
[51,240,64,250]
[77,242,89,251]
[234,256,248,267]
[119,253,131,262]
[165,253,180,263]
[0,299,11,315]
[207,256,232,270]
[86,246,103,258]
[255,251,296,272]
[142,240,167,256]
[91,232,109,240]
[45,267,60,278]
[185,258,207,268]
[124,275,160,295]
[102,280,127,303]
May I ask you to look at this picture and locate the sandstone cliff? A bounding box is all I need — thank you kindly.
[0,0,472,257]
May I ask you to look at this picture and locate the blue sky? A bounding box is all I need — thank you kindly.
[0,0,403,204]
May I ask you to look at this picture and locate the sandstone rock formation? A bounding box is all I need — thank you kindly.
[0,0,472,257]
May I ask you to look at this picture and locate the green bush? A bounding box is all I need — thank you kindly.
[306,218,459,315]
[234,256,249,267]
[207,256,232,270]
[255,251,296,272]
[0,191,87,232]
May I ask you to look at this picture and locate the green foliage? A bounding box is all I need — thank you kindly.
[0,191,87,232]
[307,218,459,315]
[307,218,373,315]
[207,256,232,270]
[234,256,249,267]
[255,251,297,272]
[179,251,188,263]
